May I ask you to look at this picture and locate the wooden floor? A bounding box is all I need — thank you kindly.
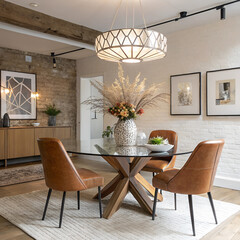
[0,156,239,240]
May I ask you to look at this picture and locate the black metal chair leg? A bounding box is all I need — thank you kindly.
[59,191,66,228]
[77,191,80,210]
[207,192,218,224]
[42,188,52,220]
[98,186,102,218]
[152,188,158,220]
[188,195,196,236]
[174,193,177,210]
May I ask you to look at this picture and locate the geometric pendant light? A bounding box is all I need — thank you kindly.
[95,0,167,63]
[95,28,167,63]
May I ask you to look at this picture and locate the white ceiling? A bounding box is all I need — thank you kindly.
[5,0,240,33]
[2,0,240,59]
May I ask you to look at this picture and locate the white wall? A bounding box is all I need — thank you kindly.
[77,15,240,190]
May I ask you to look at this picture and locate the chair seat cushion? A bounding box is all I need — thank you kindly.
[77,168,104,189]
[152,168,179,191]
[142,160,169,172]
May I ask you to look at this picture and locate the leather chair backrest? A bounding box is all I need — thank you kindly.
[149,130,178,166]
[38,138,87,191]
[168,139,224,194]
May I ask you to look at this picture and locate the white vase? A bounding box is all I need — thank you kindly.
[114,119,137,146]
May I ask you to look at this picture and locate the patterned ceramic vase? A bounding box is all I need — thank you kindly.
[116,146,138,155]
[114,119,137,146]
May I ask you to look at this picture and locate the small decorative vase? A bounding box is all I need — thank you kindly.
[3,113,10,127]
[48,116,56,126]
[114,119,137,146]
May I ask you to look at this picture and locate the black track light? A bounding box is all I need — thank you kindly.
[51,52,56,68]
[52,58,56,68]
[147,0,239,29]
[216,5,226,20]
[220,7,226,20]
[180,11,187,18]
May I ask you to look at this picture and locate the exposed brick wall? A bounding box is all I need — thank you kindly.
[0,47,76,137]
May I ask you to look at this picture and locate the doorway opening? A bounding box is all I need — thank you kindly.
[80,76,103,140]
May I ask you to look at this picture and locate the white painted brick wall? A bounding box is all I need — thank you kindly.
[77,15,240,188]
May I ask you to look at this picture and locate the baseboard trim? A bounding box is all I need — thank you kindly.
[214,176,240,191]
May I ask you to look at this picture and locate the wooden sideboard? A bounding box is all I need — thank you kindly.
[0,126,71,167]
[0,129,5,160]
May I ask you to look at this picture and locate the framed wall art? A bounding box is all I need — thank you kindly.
[170,72,201,115]
[207,67,240,116]
[1,70,37,119]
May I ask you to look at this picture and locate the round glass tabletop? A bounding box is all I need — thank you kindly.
[62,138,192,157]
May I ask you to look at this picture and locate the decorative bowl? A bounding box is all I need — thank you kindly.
[144,143,174,152]
[32,123,40,127]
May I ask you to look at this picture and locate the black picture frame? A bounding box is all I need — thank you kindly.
[170,72,201,115]
[0,70,37,120]
[206,67,240,116]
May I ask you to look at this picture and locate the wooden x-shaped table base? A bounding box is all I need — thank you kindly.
[93,156,163,219]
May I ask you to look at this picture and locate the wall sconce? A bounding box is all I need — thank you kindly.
[31,92,39,98]
[1,85,11,94]
[1,85,38,98]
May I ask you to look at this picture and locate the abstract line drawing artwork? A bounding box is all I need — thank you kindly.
[1,70,37,119]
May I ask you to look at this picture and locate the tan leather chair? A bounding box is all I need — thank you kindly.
[38,138,104,228]
[142,130,178,175]
[152,139,224,236]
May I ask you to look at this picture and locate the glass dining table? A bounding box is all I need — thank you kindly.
[62,138,192,219]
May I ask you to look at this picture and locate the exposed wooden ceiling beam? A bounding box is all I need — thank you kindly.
[0,0,101,46]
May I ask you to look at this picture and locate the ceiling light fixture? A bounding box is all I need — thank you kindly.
[50,48,84,68]
[180,11,188,18]
[95,0,167,63]
[220,7,226,20]
[51,52,57,68]
[29,3,39,7]
[55,1,238,59]
[148,0,240,29]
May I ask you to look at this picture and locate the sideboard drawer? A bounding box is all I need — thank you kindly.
[8,129,35,159]
[54,127,71,140]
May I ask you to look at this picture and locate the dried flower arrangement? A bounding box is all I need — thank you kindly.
[83,64,169,120]
[108,102,143,121]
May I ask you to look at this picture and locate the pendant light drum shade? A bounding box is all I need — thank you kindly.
[95,28,167,63]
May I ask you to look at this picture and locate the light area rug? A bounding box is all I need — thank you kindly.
[0,189,239,240]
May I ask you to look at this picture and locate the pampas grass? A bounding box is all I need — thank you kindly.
[83,64,169,113]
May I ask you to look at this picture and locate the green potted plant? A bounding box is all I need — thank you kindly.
[102,126,113,138]
[44,104,61,126]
